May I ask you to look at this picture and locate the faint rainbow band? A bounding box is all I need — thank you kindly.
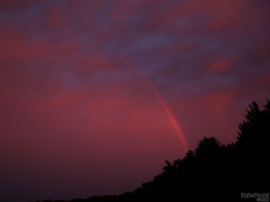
[135,70,189,152]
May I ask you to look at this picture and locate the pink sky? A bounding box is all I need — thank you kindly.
[0,1,270,201]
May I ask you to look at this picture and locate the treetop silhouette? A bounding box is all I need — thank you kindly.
[37,99,270,202]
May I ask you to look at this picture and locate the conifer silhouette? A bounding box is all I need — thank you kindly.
[37,99,270,202]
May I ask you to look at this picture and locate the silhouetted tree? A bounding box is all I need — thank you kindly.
[235,100,270,192]
[37,99,270,202]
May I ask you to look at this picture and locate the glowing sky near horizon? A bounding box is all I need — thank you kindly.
[0,1,270,202]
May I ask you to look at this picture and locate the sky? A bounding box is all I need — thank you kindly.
[0,0,270,201]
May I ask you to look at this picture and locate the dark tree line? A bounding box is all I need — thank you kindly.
[37,100,270,202]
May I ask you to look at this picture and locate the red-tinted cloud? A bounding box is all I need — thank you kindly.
[0,1,269,202]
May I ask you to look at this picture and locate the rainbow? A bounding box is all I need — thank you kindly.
[136,71,189,152]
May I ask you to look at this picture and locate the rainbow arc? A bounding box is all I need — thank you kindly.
[135,71,189,152]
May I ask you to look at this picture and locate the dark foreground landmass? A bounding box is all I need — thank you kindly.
[37,100,270,202]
